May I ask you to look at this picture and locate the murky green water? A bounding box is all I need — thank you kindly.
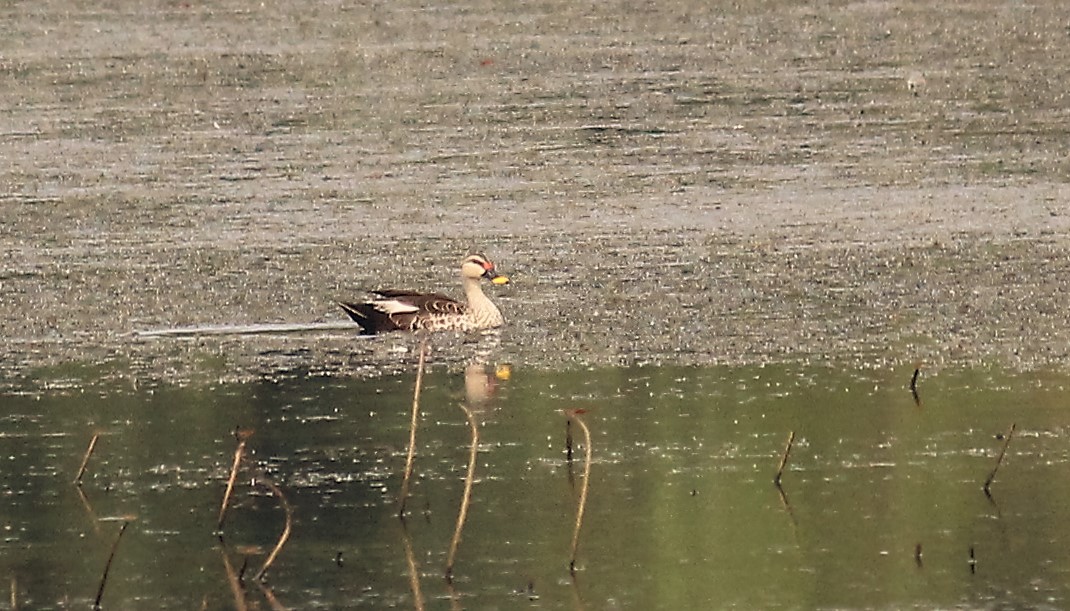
[3,363,1069,610]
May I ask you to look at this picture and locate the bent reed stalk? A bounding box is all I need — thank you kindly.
[569,411,592,574]
[254,476,293,582]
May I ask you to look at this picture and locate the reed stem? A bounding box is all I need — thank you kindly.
[74,432,100,485]
[565,419,573,462]
[398,338,429,517]
[983,422,1016,495]
[254,477,293,582]
[774,430,796,486]
[910,364,922,406]
[569,412,592,574]
[217,435,249,531]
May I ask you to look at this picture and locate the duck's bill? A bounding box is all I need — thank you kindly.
[491,275,511,285]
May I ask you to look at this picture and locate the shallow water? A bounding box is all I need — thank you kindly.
[3,363,1070,610]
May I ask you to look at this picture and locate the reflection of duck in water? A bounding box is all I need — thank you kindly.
[339,255,510,334]
[464,362,511,406]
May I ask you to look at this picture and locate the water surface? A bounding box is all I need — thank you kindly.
[4,1,1070,609]
[3,363,1069,609]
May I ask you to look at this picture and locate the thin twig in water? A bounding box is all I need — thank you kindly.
[910,364,922,406]
[983,422,1016,496]
[93,520,130,610]
[569,410,592,574]
[74,432,100,485]
[774,431,795,487]
[446,402,480,582]
[565,419,573,463]
[399,338,429,518]
[218,431,251,531]
[254,476,293,582]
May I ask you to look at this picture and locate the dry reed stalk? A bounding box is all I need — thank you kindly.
[217,433,250,531]
[568,411,592,574]
[774,431,796,486]
[398,338,429,517]
[983,422,1016,495]
[74,432,100,485]
[254,477,293,582]
[93,520,130,610]
[445,402,480,582]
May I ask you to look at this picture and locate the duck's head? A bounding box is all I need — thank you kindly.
[462,254,510,285]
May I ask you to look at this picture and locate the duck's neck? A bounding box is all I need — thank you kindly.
[463,277,504,325]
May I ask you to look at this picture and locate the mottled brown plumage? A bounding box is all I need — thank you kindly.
[339,255,509,334]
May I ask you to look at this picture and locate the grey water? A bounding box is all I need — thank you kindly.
[3,363,1070,610]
